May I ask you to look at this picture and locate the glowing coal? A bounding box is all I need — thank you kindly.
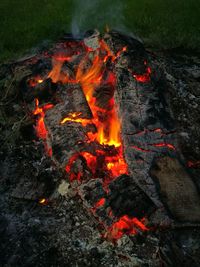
[28,30,179,240]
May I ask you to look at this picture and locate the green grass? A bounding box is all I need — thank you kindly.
[125,0,200,50]
[0,0,200,62]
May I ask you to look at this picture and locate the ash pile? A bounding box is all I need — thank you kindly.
[1,30,200,267]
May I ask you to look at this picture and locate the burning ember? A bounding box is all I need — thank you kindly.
[28,30,168,240]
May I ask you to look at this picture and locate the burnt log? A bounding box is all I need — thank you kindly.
[104,31,200,221]
[27,30,200,234]
[107,174,155,219]
[44,83,93,168]
[104,31,175,206]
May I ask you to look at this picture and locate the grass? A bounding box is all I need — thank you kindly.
[125,0,200,50]
[0,0,200,62]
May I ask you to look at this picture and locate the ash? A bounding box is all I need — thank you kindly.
[0,31,200,267]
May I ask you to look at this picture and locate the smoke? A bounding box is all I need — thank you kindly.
[71,0,127,37]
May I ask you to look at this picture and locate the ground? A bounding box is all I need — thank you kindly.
[0,2,200,265]
[0,38,200,266]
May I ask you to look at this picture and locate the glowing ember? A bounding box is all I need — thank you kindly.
[131,145,152,153]
[107,215,148,240]
[105,151,128,177]
[95,198,106,208]
[133,66,151,83]
[39,198,48,205]
[131,143,176,153]
[32,98,53,156]
[28,76,44,87]
[31,34,151,240]
[129,61,152,83]
[149,143,175,150]
[33,98,53,140]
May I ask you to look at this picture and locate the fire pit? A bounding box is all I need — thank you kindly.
[1,29,200,266]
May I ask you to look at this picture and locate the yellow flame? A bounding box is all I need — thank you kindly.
[61,112,92,127]
[76,55,103,102]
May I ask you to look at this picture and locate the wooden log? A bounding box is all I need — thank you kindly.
[104,32,174,206]
[43,79,156,227]
[104,31,200,222]
[44,83,93,168]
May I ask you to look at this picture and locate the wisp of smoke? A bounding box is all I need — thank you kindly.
[71,0,127,37]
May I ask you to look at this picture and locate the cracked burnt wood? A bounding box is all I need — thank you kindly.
[78,174,155,227]
[104,31,200,222]
[43,81,155,228]
[44,83,94,168]
[34,30,200,229]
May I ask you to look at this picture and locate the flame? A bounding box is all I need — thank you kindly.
[48,59,63,83]
[47,38,125,148]
[76,55,103,101]
[106,109,121,147]
[61,112,93,126]
[50,39,128,184]
[48,58,71,83]
[75,50,122,147]
[106,153,128,177]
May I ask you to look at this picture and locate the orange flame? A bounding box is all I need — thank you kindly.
[75,51,122,147]
[76,55,103,101]
[48,58,71,83]
[61,112,93,127]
